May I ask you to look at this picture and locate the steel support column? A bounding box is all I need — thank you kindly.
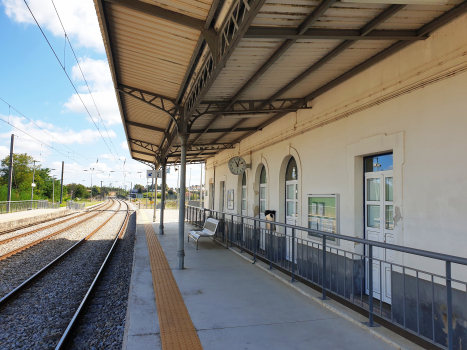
[177,133,188,269]
[159,161,166,235]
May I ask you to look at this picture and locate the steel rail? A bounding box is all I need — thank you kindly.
[55,200,130,350]
[0,199,115,261]
[0,201,110,244]
[0,200,123,308]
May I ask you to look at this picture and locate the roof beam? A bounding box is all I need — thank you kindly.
[183,0,269,118]
[186,0,336,147]
[132,150,158,158]
[244,28,426,41]
[103,0,204,30]
[255,4,405,111]
[232,1,467,145]
[129,139,161,154]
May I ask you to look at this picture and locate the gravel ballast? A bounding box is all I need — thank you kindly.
[0,201,132,349]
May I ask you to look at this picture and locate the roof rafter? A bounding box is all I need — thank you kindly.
[212,4,406,145]
[232,0,467,145]
[186,0,337,150]
[244,28,426,41]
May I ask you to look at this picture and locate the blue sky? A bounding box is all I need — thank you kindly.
[0,0,202,189]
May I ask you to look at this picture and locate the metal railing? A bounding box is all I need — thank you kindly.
[0,200,60,214]
[186,205,467,350]
[66,202,85,210]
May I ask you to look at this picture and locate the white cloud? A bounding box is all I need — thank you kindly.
[63,57,121,126]
[0,115,116,157]
[2,0,104,52]
[120,141,128,150]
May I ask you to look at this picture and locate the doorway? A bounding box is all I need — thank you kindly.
[220,181,225,212]
[259,165,267,250]
[285,157,298,261]
[241,173,247,216]
[364,154,394,304]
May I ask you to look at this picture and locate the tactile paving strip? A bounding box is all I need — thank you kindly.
[141,213,203,350]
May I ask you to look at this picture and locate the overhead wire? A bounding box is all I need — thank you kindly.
[0,97,92,161]
[22,0,123,170]
[0,117,86,166]
[50,0,123,164]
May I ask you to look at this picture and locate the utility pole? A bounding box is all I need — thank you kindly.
[101,180,103,201]
[60,161,64,204]
[6,134,14,213]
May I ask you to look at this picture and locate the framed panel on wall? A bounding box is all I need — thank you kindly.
[227,189,234,210]
[307,194,340,243]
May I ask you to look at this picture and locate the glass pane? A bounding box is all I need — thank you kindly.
[367,205,380,228]
[260,187,266,199]
[286,158,298,180]
[242,187,246,199]
[287,184,294,199]
[260,200,265,213]
[242,199,246,211]
[287,201,294,216]
[367,178,380,201]
[260,166,267,184]
[385,205,394,230]
[385,177,393,202]
[364,154,393,172]
[295,184,298,200]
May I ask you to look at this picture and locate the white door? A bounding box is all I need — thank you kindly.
[286,180,298,261]
[220,181,225,212]
[365,171,394,304]
[241,184,247,216]
[259,182,267,250]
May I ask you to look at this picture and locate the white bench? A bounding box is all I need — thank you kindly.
[188,218,220,250]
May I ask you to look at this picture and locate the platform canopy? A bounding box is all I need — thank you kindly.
[94,0,467,167]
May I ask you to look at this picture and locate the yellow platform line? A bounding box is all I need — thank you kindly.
[140,210,203,350]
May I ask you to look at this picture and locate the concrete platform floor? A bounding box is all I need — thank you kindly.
[0,208,68,223]
[123,209,418,350]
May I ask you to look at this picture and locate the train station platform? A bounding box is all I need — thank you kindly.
[0,207,71,230]
[124,209,422,350]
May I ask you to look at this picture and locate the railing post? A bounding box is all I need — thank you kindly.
[253,219,257,262]
[292,228,295,282]
[322,235,327,300]
[240,216,244,253]
[230,214,233,247]
[446,261,453,350]
[368,244,374,327]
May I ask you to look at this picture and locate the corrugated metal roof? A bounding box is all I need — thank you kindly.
[94,0,466,165]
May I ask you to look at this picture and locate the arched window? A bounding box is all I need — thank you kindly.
[241,172,247,215]
[259,166,267,215]
[286,158,298,181]
[286,157,298,222]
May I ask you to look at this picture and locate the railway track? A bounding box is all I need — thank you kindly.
[0,200,111,246]
[0,200,108,237]
[0,199,131,349]
[0,199,115,261]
